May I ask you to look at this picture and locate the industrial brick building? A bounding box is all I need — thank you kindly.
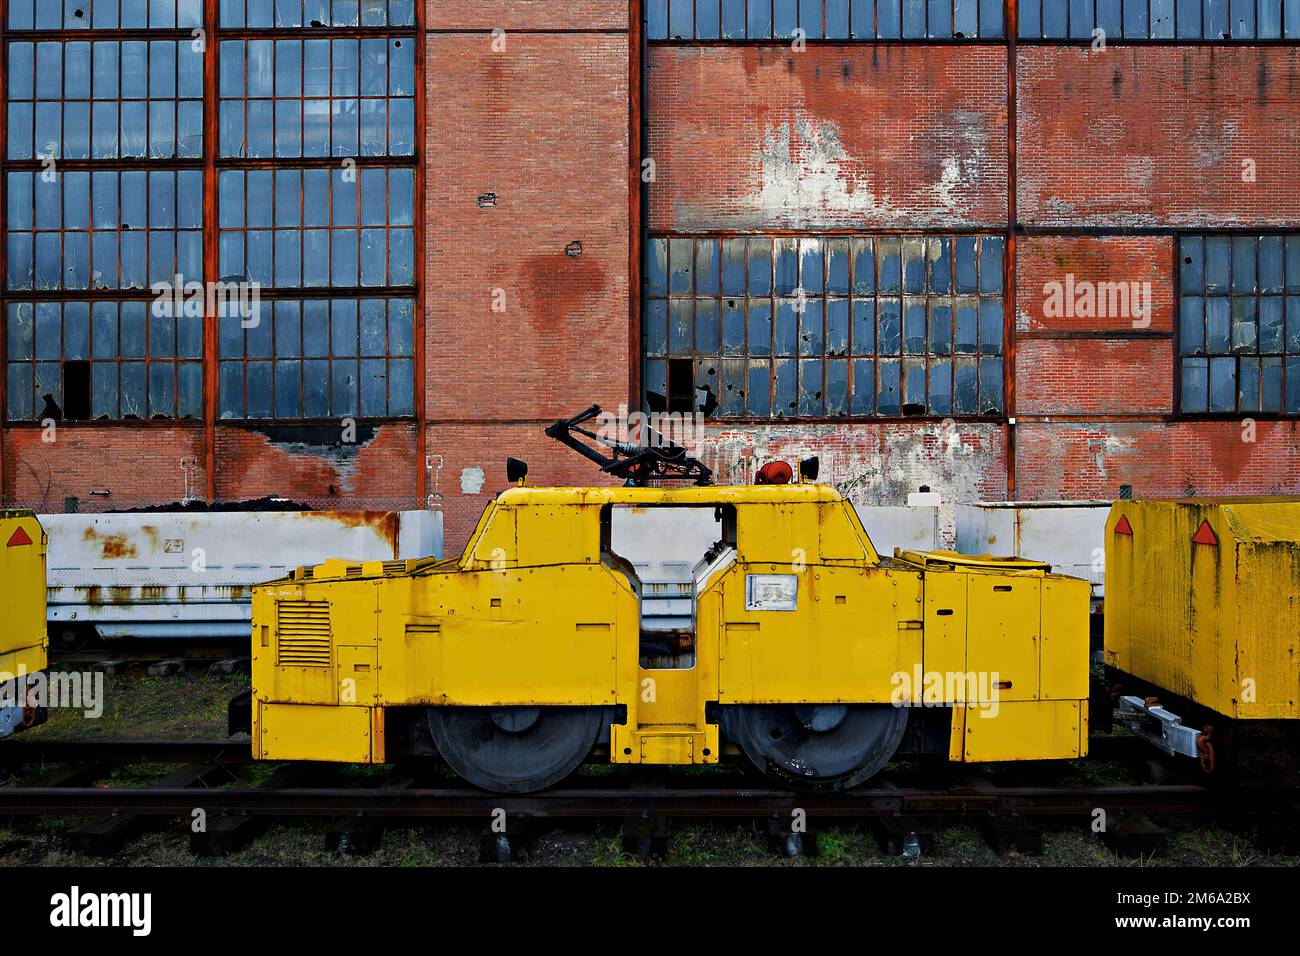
[3,0,1300,552]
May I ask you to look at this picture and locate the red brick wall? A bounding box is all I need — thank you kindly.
[426,421,625,549]
[426,1,628,30]
[425,32,631,422]
[647,45,1007,231]
[3,426,204,511]
[214,424,420,507]
[1015,236,1174,333]
[1016,339,1174,416]
[1018,47,1300,226]
[1014,421,1300,500]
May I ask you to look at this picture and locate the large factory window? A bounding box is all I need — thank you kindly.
[217,167,414,288]
[3,2,208,423]
[647,0,1006,39]
[1178,235,1300,415]
[6,169,204,291]
[214,2,418,422]
[644,235,1005,419]
[1019,0,1300,39]
[2,0,421,423]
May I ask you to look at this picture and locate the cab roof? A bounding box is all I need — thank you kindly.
[494,484,845,506]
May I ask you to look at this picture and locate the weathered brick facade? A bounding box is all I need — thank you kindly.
[3,5,1299,556]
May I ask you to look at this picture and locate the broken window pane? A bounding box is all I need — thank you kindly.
[644,231,1005,419]
[722,302,746,357]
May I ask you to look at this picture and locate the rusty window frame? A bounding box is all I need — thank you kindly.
[647,0,1005,39]
[1019,0,1300,39]
[212,3,417,423]
[644,233,1006,420]
[3,2,208,423]
[1176,234,1300,416]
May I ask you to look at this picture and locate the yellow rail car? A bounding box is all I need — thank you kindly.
[1104,497,1300,784]
[0,510,47,738]
[248,481,1090,792]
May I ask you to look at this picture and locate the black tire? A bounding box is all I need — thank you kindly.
[724,703,909,792]
[426,705,603,794]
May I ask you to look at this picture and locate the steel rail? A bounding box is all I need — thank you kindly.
[0,740,254,765]
[0,783,1222,818]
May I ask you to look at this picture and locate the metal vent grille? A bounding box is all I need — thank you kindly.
[277,600,332,666]
[383,560,407,574]
[405,623,440,637]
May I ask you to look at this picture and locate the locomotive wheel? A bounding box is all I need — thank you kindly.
[726,703,909,792]
[426,705,603,794]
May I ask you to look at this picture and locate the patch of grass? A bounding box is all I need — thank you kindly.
[27,672,247,741]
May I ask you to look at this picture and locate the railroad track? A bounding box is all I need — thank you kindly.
[3,735,1293,860]
[0,781,1222,818]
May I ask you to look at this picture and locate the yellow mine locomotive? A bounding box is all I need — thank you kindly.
[247,407,1090,792]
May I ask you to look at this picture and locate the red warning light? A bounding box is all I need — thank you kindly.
[1114,515,1133,536]
[5,526,33,548]
[1192,520,1219,547]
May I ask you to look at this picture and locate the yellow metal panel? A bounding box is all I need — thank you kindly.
[514,503,599,567]
[466,505,516,569]
[0,512,47,670]
[718,565,921,703]
[817,501,878,563]
[635,668,700,726]
[957,700,1085,762]
[255,701,374,762]
[372,565,625,706]
[965,573,1040,703]
[0,645,46,678]
[1233,541,1300,718]
[921,571,967,703]
[337,645,378,704]
[1040,575,1090,701]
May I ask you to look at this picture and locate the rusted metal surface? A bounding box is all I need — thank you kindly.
[43,509,441,638]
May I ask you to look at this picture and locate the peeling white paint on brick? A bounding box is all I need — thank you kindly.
[692,422,1003,547]
[752,118,896,225]
[459,466,486,495]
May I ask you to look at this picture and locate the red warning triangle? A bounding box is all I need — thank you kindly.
[1192,520,1218,546]
[6,526,32,548]
[1114,515,1133,536]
